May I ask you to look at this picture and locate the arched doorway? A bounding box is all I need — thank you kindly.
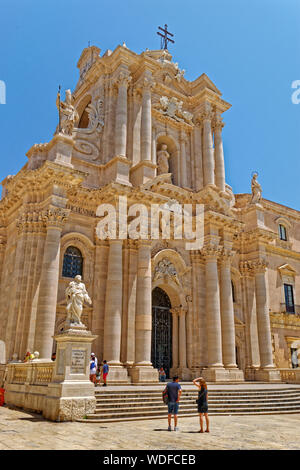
[151,287,172,378]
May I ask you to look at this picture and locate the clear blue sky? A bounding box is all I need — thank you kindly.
[0,0,299,209]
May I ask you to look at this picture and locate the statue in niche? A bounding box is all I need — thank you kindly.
[65,275,92,326]
[56,89,79,136]
[157,144,170,175]
[250,172,262,204]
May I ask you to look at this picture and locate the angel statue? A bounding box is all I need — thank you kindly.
[56,88,79,136]
[65,275,92,326]
[250,172,262,204]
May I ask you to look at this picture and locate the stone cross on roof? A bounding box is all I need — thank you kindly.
[157,24,175,50]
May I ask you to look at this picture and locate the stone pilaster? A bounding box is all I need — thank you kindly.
[251,260,280,382]
[114,70,131,157]
[201,245,229,382]
[170,308,179,370]
[18,213,45,358]
[132,89,142,165]
[5,215,29,359]
[123,240,138,367]
[130,240,158,383]
[34,208,69,360]
[252,261,274,368]
[180,132,188,188]
[213,116,226,193]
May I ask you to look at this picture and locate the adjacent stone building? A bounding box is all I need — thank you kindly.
[0,44,299,383]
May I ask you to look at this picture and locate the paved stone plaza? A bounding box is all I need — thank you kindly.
[0,405,299,450]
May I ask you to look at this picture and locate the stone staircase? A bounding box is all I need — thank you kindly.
[79,386,300,423]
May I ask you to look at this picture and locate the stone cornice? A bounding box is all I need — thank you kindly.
[0,161,86,216]
[270,311,300,330]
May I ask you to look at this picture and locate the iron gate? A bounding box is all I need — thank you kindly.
[151,287,172,378]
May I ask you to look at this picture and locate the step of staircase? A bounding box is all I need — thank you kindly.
[78,386,300,423]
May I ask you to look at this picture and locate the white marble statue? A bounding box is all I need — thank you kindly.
[65,275,92,325]
[250,172,262,204]
[157,144,170,175]
[56,89,79,136]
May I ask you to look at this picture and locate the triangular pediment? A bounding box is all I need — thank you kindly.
[278,264,297,276]
[191,73,222,95]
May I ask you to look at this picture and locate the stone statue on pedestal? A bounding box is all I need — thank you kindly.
[250,172,262,204]
[157,144,170,175]
[65,275,92,326]
[56,89,79,136]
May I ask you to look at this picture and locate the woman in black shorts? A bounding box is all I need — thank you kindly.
[193,377,209,433]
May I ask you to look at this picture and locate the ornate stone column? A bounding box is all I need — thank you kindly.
[219,251,237,368]
[214,115,226,192]
[5,216,27,359]
[180,131,187,188]
[130,240,158,383]
[114,70,131,157]
[34,208,69,359]
[201,107,215,186]
[170,309,179,370]
[252,260,280,381]
[202,245,227,381]
[91,239,109,363]
[130,75,156,186]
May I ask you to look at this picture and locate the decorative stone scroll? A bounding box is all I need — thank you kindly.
[154,96,193,125]
[153,258,180,285]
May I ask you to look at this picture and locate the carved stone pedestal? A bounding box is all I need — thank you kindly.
[104,365,130,384]
[48,134,74,168]
[102,155,132,186]
[43,324,97,422]
[170,367,192,381]
[253,368,281,382]
[129,366,159,384]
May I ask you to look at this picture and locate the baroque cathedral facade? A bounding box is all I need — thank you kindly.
[0,44,299,383]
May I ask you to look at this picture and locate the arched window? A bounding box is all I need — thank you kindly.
[62,246,83,278]
[279,224,287,241]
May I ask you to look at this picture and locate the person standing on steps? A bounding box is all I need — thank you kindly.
[193,377,209,433]
[166,376,182,431]
[102,360,109,386]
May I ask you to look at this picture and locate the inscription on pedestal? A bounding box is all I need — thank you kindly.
[71,349,86,374]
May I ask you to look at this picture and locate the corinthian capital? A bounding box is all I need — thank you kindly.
[219,248,235,265]
[115,70,132,88]
[201,245,222,260]
[42,208,70,229]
